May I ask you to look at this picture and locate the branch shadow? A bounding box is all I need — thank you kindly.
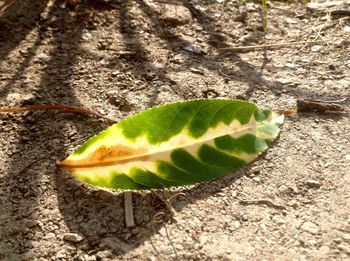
[0,0,50,98]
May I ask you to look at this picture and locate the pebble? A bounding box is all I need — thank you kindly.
[343,25,350,33]
[278,185,291,195]
[301,221,319,235]
[252,177,261,182]
[160,4,192,27]
[82,32,92,41]
[311,45,322,52]
[7,93,35,103]
[96,250,112,259]
[318,245,330,255]
[272,215,286,225]
[56,250,66,259]
[233,220,241,229]
[337,244,350,254]
[35,53,50,62]
[345,154,350,161]
[183,43,205,54]
[44,232,56,240]
[63,233,83,243]
[343,233,350,242]
[84,255,97,261]
[305,180,321,189]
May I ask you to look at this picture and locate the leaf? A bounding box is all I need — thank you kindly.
[59,99,284,190]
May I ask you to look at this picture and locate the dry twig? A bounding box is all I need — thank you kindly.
[124,191,135,228]
[297,99,345,113]
[239,199,286,210]
[218,40,324,53]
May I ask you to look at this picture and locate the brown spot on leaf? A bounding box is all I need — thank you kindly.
[60,144,149,168]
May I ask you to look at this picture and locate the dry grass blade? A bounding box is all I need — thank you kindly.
[218,40,324,53]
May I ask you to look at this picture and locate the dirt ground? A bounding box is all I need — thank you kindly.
[0,0,349,260]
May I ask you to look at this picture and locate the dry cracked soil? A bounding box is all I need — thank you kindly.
[0,0,350,260]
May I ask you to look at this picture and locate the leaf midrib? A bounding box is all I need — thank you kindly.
[59,122,265,169]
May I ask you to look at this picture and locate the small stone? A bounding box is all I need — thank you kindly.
[233,220,241,229]
[290,183,299,194]
[311,45,322,52]
[319,245,330,255]
[7,93,35,104]
[56,250,66,259]
[278,185,291,195]
[342,233,350,242]
[305,180,321,189]
[84,255,97,261]
[63,233,83,243]
[160,4,192,27]
[345,154,350,161]
[183,43,205,54]
[343,25,350,33]
[189,67,204,75]
[301,221,319,235]
[82,32,92,41]
[96,250,112,259]
[252,177,261,182]
[36,52,50,61]
[337,244,350,254]
[44,232,56,240]
[272,215,285,225]
[334,238,342,244]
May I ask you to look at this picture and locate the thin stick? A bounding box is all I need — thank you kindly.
[0,104,116,122]
[218,40,324,53]
[124,191,135,228]
[239,199,286,210]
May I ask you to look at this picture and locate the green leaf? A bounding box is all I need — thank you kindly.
[59,99,284,190]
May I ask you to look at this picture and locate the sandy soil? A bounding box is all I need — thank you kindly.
[0,0,349,260]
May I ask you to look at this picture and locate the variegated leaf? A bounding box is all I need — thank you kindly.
[59,99,284,190]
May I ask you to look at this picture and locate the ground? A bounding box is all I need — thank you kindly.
[0,0,350,260]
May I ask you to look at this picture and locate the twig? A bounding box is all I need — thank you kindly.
[164,226,178,259]
[218,40,324,53]
[124,191,135,228]
[0,104,116,122]
[239,199,286,210]
[297,99,345,113]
